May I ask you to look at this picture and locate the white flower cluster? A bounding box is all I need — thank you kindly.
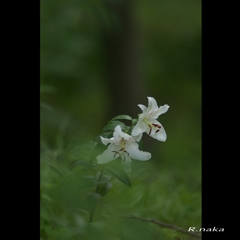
[97,97,169,172]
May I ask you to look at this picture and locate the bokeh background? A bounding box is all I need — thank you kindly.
[40,0,201,239]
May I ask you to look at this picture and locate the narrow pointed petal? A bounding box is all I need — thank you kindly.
[113,125,122,140]
[154,104,170,118]
[138,104,147,113]
[97,144,119,164]
[100,136,113,145]
[147,97,159,112]
[113,125,131,141]
[126,142,151,161]
[119,129,132,141]
[122,156,132,173]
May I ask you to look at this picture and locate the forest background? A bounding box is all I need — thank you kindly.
[40,0,201,239]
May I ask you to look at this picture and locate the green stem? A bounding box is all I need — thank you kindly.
[89,164,105,223]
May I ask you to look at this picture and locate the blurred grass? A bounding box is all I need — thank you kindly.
[41,142,201,239]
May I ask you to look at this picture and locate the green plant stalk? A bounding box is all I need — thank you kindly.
[89,164,105,223]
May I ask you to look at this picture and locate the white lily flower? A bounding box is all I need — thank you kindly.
[132,97,169,141]
[97,125,151,172]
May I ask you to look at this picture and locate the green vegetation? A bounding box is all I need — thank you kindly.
[41,0,201,239]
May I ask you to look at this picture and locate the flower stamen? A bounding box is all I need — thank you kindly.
[152,123,161,128]
[112,148,129,160]
[124,150,129,156]
[148,123,161,135]
[148,125,152,135]
[112,151,120,159]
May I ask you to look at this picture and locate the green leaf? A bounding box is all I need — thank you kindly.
[97,174,112,184]
[138,139,145,151]
[87,192,101,212]
[71,160,98,169]
[41,159,71,175]
[98,182,113,196]
[105,165,132,187]
[111,115,133,121]
[83,175,99,185]
[132,118,138,126]
[102,120,127,132]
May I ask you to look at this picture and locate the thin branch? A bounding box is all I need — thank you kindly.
[125,215,201,239]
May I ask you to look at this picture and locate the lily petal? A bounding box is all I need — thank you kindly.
[131,119,147,136]
[138,104,147,113]
[147,97,159,112]
[150,119,167,141]
[154,104,170,119]
[126,142,151,161]
[97,144,119,164]
[113,125,131,141]
[133,133,143,142]
[100,136,114,145]
[113,125,122,140]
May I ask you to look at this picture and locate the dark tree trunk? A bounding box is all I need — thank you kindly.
[102,0,148,120]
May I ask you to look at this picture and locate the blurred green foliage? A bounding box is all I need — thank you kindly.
[41,0,201,239]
